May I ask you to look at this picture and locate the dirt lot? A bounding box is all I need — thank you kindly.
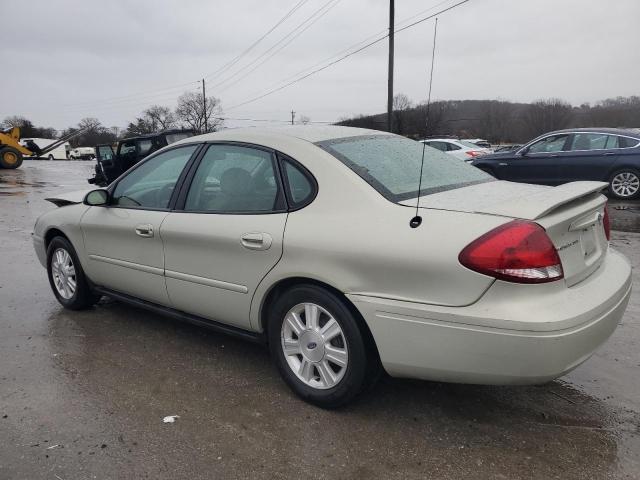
[1,160,639,480]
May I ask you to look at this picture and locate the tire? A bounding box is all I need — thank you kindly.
[0,146,23,169]
[608,169,640,200]
[46,236,101,310]
[48,154,54,161]
[267,284,370,408]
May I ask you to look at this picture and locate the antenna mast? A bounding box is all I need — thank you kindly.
[410,17,438,229]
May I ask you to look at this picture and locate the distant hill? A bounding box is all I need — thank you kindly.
[336,96,640,143]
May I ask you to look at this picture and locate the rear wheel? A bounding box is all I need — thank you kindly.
[46,236,101,310]
[48,154,54,161]
[268,285,370,408]
[0,147,23,169]
[609,169,640,200]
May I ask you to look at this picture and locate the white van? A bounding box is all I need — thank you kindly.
[19,138,70,160]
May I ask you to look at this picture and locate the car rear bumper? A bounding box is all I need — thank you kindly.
[348,248,631,385]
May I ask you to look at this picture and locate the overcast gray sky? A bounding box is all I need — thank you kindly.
[2,0,639,131]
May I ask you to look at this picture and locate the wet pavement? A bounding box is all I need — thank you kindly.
[1,160,639,480]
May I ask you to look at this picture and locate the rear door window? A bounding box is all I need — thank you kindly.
[184,144,282,213]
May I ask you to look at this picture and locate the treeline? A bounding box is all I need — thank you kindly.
[1,91,223,148]
[337,95,640,143]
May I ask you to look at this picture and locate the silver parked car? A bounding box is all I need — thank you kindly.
[34,126,632,407]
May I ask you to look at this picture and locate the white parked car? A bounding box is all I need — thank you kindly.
[422,138,491,161]
[33,126,631,407]
[461,138,494,152]
[69,146,95,160]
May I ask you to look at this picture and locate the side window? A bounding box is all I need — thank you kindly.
[282,158,315,207]
[619,136,640,148]
[426,141,446,152]
[185,144,280,213]
[528,135,569,154]
[112,145,197,209]
[118,141,136,156]
[137,139,153,156]
[447,143,461,151]
[570,133,608,151]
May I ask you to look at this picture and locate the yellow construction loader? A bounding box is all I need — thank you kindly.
[0,126,88,169]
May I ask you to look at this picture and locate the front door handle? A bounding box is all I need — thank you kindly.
[135,224,154,238]
[241,232,273,251]
[498,162,508,166]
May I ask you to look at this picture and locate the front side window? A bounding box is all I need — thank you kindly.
[318,135,491,202]
[185,144,280,212]
[527,134,569,154]
[112,145,197,208]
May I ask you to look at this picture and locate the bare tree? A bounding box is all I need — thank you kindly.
[524,98,573,137]
[477,100,515,143]
[392,93,412,134]
[144,105,176,130]
[175,92,223,133]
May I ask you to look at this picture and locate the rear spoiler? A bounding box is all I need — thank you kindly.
[479,181,607,220]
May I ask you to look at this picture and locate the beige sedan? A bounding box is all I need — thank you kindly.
[33,126,632,407]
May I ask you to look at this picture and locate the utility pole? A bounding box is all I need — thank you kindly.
[291,110,296,125]
[387,0,395,133]
[202,78,208,133]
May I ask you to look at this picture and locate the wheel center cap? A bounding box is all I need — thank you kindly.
[299,330,324,363]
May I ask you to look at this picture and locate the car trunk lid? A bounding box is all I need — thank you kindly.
[401,180,609,287]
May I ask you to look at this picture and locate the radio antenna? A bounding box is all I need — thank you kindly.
[410,17,438,229]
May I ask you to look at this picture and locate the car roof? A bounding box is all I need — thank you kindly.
[422,138,460,143]
[547,127,640,138]
[179,125,392,145]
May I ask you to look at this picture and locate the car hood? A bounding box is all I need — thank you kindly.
[45,189,90,207]
[399,180,607,220]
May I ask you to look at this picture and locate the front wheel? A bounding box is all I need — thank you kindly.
[609,169,640,200]
[46,236,101,310]
[0,147,23,169]
[268,285,370,408]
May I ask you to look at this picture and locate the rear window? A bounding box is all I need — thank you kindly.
[317,135,492,202]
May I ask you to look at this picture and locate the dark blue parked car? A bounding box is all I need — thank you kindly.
[471,128,640,199]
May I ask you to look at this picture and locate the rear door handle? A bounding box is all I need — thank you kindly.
[604,152,615,156]
[135,224,154,238]
[241,232,272,251]
[498,162,508,166]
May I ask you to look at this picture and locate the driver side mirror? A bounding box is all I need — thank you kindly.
[84,189,110,206]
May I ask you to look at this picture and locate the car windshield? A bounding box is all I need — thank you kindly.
[317,135,492,202]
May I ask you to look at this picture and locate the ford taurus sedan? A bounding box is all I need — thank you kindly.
[33,126,632,407]
[472,128,640,199]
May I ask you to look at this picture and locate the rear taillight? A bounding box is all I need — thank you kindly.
[603,204,611,241]
[465,150,483,158]
[459,220,564,284]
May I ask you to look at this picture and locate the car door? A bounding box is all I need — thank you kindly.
[160,143,288,330]
[80,144,200,306]
[560,133,619,182]
[501,133,570,185]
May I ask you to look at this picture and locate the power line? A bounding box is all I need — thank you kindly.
[224,0,453,98]
[210,0,341,93]
[226,0,471,111]
[204,0,310,82]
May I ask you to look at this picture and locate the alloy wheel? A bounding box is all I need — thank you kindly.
[280,302,349,390]
[51,248,77,299]
[611,172,640,198]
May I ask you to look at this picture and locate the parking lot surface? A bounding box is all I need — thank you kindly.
[1,161,639,480]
